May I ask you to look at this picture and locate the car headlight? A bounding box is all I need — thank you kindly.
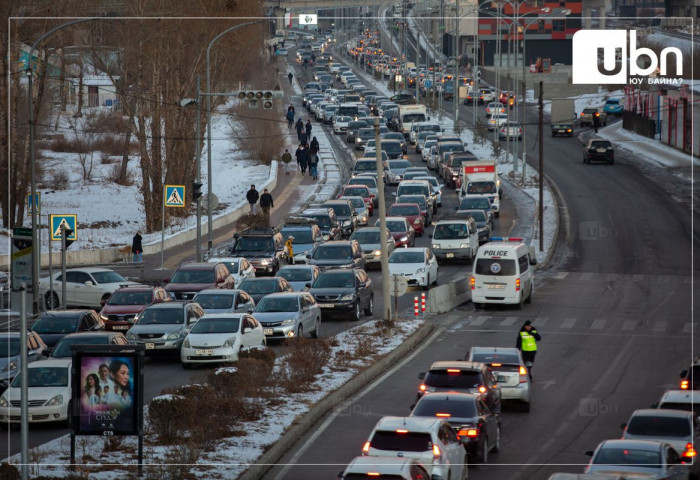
[0,396,7,407]
[373,250,381,256]
[46,394,64,406]
[414,218,421,224]
[281,319,297,326]
[223,336,238,348]
[361,216,368,223]
[303,249,312,255]
[343,220,352,227]
[2,361,17,373]
[399,236,408,242]
[259,259,270,266]
[417,268,425,274]
[182,337,190,348]
[460,244,470,248]
[340,294,355,301]
[167,330,183,340]
[126,332,137,340]
[432,244,440,249]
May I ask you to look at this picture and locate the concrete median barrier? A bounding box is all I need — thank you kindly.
[427,276,471,314]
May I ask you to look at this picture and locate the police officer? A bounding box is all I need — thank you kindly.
[516,320,541,380]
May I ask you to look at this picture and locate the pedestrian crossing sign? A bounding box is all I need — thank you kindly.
[165,185,185,208]
[49,214,77,241]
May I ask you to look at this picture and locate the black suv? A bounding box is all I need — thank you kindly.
[321,200,358,237]
[680,355,700,390]
[164,262,235,300]
[307,240,365,271]
[416,361,502,414]
[300,208,341,241]
[230,228,284,276]
[308,268,373,321]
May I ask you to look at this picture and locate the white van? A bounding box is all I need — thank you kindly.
[471,238,537,308]
[430,217,479,262]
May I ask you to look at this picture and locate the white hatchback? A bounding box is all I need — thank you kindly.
[388,247,439,289]
[39,267,141,310]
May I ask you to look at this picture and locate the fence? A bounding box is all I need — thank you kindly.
[622,111,657,139]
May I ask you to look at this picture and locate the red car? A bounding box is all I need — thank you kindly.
[99,286,171,331]
[376,216,416,247]
[388,203,425,236]
[339,185,374,215]
[499,91,515,105]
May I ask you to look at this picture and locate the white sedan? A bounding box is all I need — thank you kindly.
[387,247,438,289]
[180,313,266,368]
[38,267,141,310]
[208,257,255,288]
[0,359,72,426]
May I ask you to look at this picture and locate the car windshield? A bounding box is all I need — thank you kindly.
[413,397,477,418]
[343,187,369,198]
[192,293,234,310]
[255,297,299,313]
[593,448,661,466]
[240,280,278,295]
[313,273,356,288]
[659,402,700,416]
[463,210,486,223]
[369,431,432,452]
[354,162,375,173]
[467,182,497,195]
[474,259,517,276]
[137,308,183,325]
[460,198,490,210]
[606,100,620,105]
[438,144,462,155]
[52,336,116,358]
[389,251,425,263]
[471,352,520,364]
[11,367,68,388]
[416,177,438,187]
[0,337,21,357]
[232,237,274,252]
[433,224,469,239]
[346,198,365,209]
[302,215,331,229]
[388,160,411,170]
[390,205,420,216]
[327,204,351,216]
[190,317,240,334]
[282,229,313,244]
[349,178,376,188]
[351,230,381,243]
[402,113,426,123]
[170,269,215,284]
[398,185,429,196]
[277,268,313,282]
[91,271,128,284]
[312,246,352,260]
[626,415,691,437]
[591,141,612,148]
[107,291,152,306]
[217,260,238,273]
[385,221,407,232]
[425,370,483,389]
[31,315,79,334]
[398,196,426,208]
[383,142,403,154]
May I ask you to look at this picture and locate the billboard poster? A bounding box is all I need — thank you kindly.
[73,351,140,435]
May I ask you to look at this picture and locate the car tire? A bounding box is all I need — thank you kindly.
[45,291,60,310]
[364,296,374,316]
[352,302,361,321]
[423,274,430,291]
[492,425,501,453]
[296,324,304,339]
[310,317,321,339]
[182,362,193,370]
[525,286,533,304]
[473,302,482,309]
[479,437,489,463]
[520,400,531,412]
[460,455,469,480]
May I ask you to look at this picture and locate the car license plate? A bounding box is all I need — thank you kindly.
[263,328,273,336]
[487,284,505,289]
[597,148,606,153]
[145,343,155,349]
[558,129,565,133]
[319,303,335,308]
[446,253,455,258]
[113,325,129,330]
[195,349,213,355]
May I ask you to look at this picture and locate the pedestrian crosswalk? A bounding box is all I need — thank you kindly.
[459,314,695,335]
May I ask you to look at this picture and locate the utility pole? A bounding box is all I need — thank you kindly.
[373,118,391,321]
[453,0,460,133]
[195,75,202,262]
[538,81,544,252]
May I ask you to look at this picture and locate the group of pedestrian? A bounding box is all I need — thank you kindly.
[246,184,274,221]
[293,136,320,180]
[295,118,312,144]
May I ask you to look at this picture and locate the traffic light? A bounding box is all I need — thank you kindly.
[508,95,515,110]
[192,182,203,201]
[62,227,74,250]
[236,90,281,110]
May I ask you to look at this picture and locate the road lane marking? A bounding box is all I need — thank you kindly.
[652,321,667,332]
[561,318,576,329]
[470,315,489,326]
[622,320,636,331]
[580,273,593,280]
[591,318,606,330]
[500,316,519,327]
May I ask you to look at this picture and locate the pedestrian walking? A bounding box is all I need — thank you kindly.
[295,144,309,174]
[295,118,304,141]
[131,231,143,263]
[309,136,320,154]
[281,149,293,175]
[288,72,293,84]
[305,119,312,137]
[246,184,259,214]
[593,112,600,133]
[516,320,541,381]
[299,131,308,147]
[308,152,319,180]
[286,108,295,129]
[259,188,274,221]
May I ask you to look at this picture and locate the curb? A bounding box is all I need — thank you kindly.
[237,319,436,480]
[535,172,566,271]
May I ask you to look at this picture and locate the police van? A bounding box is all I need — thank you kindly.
[470,238,537,308]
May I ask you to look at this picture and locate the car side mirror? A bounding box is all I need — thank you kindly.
[358,282,366,288]
[337,470,345,478]
[650,402,659,408]
[409,404,415,411]
[680,369,689,378]
[428,234,433,238]
[620,423,627,430]
[418,372,425,380]
[306,254,311,259]
[163,278,170,284]
[243,327,251,334]
[84,281,94,286]
[584,450,594,457]
[454,206,458,210]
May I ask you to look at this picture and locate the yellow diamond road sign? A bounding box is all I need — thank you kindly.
[49,214,77,241]
[165,185,185,207]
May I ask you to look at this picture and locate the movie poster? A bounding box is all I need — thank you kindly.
[75,353,138,435]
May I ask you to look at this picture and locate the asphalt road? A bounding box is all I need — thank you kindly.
[260,28,698,480]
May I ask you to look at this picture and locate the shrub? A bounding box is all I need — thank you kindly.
[46,170,70,190]
[278,337,332,393]
[0,463,19,480]
[147,394,196,444]
[239,346,276,373]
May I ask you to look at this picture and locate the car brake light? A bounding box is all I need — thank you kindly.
[681,380,689,389]
[457,428,479,437]
[519,366,528,382]
[491,363,502,367]
[478,386,487,394]
[367,472,380,477]
[419,384,427,392]
[447,369,461,373]
[683,443,697,458]
[470,276,475,290]
[362,441,370,454]
[515,278,521,291]
[433,444,441,458]
[435,413,451,417]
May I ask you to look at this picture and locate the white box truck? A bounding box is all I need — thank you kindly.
[397,104,428,139]
[550,98,575,137]
[459,161,502,217]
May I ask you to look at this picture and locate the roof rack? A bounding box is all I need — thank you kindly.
[283,216,318,226]
[240,227,279,236]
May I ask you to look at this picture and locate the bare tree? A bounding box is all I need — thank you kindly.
[68,113,98,182]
